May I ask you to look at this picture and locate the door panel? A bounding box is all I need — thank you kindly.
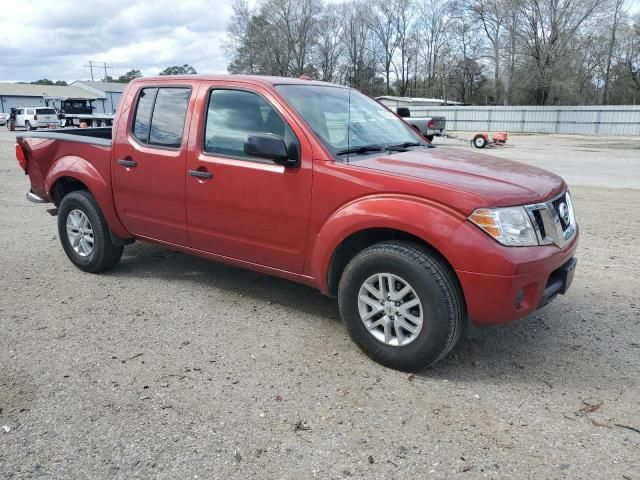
[112,84,195,245]
[185,85,313,273]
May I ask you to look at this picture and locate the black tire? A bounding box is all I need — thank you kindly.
[473,134,487,148]
[25,120,34,131]
[425,135,435,142]
[338,241,464,371]
[57,190,123,273]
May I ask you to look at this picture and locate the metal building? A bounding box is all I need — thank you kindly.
[71,81,126,114]
[0,83,98,112]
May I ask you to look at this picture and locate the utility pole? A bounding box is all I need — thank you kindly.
[84,61,113,82]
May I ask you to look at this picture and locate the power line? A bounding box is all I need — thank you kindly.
[84,61,114,81]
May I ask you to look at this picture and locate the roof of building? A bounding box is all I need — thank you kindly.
[376,95,463,106]
[72,81,127,93]
[0,83,98,100]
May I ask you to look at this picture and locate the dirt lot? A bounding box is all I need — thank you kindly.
[1,131,638,479]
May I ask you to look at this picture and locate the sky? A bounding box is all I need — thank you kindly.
[0,0,639,83]
[0,0,237,82]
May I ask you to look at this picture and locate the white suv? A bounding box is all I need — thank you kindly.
[15,107,59,130]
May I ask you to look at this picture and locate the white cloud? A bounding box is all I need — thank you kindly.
[0,0,234,82]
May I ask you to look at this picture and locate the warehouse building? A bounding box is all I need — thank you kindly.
[0,83,98,113]
[71,81,125,114]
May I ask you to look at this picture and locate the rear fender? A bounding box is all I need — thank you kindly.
[307,194,467,293]
[45,156,130,239]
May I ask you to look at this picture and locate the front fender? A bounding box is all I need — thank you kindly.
[45,156,130,239]
[307,194,467,293]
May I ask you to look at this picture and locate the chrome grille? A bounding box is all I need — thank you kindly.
[525,191,576,248]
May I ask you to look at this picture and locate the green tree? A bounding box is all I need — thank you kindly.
[117,69,142,83]
[159,64,198,75]
[31,79,55,85]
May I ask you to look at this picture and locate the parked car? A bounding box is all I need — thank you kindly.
[393,107,446,142]
[13,107,59,130]
[15,75,578,371]
[0,112,9,126]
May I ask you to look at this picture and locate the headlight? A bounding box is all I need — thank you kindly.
[469,206,538,246]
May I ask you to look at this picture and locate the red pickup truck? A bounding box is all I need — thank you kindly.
[15,75,578,371]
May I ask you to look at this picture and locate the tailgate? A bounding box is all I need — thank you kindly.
[38,114,58,124]
[431,116,446,130]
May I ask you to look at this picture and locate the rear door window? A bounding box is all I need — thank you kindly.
[132,87,191,148]
[133,88,157,143]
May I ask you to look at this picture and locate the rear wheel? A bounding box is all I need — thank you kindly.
[57,190,123,273]
[338,241,464,371]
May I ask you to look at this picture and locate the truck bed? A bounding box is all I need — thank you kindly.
[16,128,114,202]
[16,127,113,146]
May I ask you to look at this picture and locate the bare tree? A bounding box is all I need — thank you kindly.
[314,8,345,82]
[392,0,416,95]
[225,0,638,104]
[519,0,605,104]
[602,0,628,104]
[369,0,399,94]
[471,0,507,103]
[415,0,454,97]
[341,1,377,90]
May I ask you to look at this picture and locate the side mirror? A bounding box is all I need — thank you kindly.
[244,133,299,167]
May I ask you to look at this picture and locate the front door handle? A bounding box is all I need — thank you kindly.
[188,169,213,179]
[117,159,137,167]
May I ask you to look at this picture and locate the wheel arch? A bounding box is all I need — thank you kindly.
[46,158,131,239]
[326,227,462,300]
[308,195,467,297]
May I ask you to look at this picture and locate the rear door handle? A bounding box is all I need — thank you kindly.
[117,159,137,167]
[189,170,213,179]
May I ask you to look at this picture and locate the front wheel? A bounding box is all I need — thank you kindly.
[338,241,464,371]
[57,190,123,273]
[425,135,435,142]
[25,120,34,131]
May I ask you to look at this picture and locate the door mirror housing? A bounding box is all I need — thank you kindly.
[244,133,299,167]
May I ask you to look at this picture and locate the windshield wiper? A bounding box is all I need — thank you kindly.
[386,141,429,151]
[336,145,385,156]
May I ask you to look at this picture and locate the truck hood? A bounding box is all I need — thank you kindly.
[353,148,566,209]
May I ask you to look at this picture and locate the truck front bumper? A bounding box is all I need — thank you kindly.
[455,230,579,326]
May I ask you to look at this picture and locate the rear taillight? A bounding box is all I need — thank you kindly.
[16,143,27,171]
[33,114,38,120]
[427,119,434,129]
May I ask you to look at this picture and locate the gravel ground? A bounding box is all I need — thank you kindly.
[1,130,638,479]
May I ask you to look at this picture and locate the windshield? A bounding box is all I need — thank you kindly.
[275,85,423,158]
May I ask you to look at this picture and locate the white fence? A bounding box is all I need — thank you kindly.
[407,105,640,135]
